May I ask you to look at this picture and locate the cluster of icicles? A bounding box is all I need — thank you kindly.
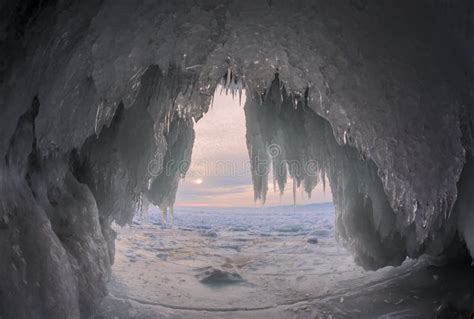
[245,73,330,206]
[219,66,245,105]
[133,65,329,227]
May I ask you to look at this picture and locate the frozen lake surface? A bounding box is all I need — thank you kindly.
[97,204,474,318]
[136,203,335,237]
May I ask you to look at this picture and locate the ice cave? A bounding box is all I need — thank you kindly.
[1,0,474,318]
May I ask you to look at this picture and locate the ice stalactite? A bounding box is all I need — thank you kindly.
[147,115,195,220]
[245,74,326,204]
[0,62,202,317]
[75,63,198,243]
[219,58,246,105]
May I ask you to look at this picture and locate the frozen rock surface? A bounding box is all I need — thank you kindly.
[195,267,244,286]
[2,0,474,317]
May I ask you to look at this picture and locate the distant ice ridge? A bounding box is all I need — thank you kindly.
[133,203,335,238]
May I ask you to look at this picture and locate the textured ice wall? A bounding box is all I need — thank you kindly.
[1,0,474,317]
[244,76,461,269]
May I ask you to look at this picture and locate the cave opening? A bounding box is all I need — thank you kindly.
[95,66,474,317]
[107,82,343,315]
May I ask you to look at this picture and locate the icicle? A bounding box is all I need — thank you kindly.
[231,77,236,98]
[293,177,297,206]
[161,206,168,229]
[226,69,231,87]
[94,100,104,135]
[165,105,172,134]
[273,163,277,193]
[238,79,243,105]
[137,193,143,217]
[343,129,348,144]
[170,205,174,228]
[210,91,215,109]
[321,168,326,192]
[225,68,231,94]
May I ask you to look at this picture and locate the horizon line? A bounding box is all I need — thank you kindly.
[172,201,334,210]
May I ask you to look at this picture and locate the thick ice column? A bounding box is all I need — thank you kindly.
[147,115,195,212]
[0,171,82,318]
[244,94,271,202]
[0,98,109,318]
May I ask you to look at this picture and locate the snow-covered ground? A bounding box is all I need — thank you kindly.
[97,204,474,318]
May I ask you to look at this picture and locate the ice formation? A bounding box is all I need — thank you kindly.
[1,0,474,317]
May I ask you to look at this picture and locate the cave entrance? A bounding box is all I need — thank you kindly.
[174,86,253,208]
[96,70,474,319]
[104,86,367,317]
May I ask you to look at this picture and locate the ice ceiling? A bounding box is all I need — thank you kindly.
[1,0,474,317]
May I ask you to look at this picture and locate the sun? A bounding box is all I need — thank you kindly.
[194,178,204,185]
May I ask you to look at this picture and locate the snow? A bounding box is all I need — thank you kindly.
[99,204,474,318]
[104,204,368,316]
[134,203,335,238]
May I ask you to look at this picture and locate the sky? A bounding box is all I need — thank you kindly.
[174,88,333,207]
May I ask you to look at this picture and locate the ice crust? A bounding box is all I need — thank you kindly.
[1,0,474,317]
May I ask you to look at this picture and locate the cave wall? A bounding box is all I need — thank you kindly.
[1,0,474,317]
[244,77,460,270]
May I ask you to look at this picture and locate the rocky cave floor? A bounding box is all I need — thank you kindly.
[95,205,474,319]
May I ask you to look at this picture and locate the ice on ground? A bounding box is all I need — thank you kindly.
[195,267,244,286]
[133,203,335,237]
[99,203,474,318]
[109,203,362,313]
